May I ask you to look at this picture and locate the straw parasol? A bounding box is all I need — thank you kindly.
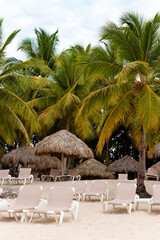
[1,146,61,172]
[150,161,160,174]
[107,155,139,173]
[155,143,160,158]
[77,159,115,179]
[32,130,94,175]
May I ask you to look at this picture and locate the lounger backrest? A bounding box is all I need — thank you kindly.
[116,183,136,201]
[72,181,87,194]
[50,169,60,176]
[18,168,31,178]
[49,187,74,209]
[90,180,107,194]
[118,173,128,180]
[153,184,160,202]
[15,186,42,207]
[68,169,78,177]
[147,168,159,176]
[0,169,9,178]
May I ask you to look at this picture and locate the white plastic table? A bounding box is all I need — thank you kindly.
[134,198,151,211]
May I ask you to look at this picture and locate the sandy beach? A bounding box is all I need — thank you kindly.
[0,179,160,240]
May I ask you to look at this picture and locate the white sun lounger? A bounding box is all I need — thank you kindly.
[103,183,136,214]
[0,185,42,222]
[25,186,79,224]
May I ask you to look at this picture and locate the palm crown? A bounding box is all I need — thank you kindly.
[78,12,160,197]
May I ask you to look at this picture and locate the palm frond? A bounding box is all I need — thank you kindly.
[2,59,52,76]
[135,85,160,130]
[38,101,64,128]
[0,30,20,54]
[96,91,133,154]
[28,96,56,111]
[0,103,30,145]
[18,38,37,58]
[120,11,144,39]
[77,83,132,120]
[117,61,150,83]
[100,21,142,61]
[0,89,39,134]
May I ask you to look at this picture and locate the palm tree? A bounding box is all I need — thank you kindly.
[0,20,40,155]
[18,28,59,72]
[25,45,95,173]
[27,45,94,137]
[78,12,160,197]
[78,43,123,165]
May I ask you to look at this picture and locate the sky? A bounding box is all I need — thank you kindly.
[0,0,160,60]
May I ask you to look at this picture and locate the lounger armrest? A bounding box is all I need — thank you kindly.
[41,175,45,181]
[150,196,153,203]
[135,194,139,200]
[30,175,34,183]
[35,198,48,209]
[76,175,81,180]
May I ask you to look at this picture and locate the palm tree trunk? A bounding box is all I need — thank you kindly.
[106,139,110,166]
[136,126,151,198]
[61,153,66,175]
[66,105,72,131]
[132,144,136,159]
[64,105,72,173]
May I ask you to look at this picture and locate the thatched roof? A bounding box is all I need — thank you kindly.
[107,155,139,173]
[77,159,115,179]
[155,143,160,158]
[32,130,94,159]
[1,146,61,171]
[150,161,160,174]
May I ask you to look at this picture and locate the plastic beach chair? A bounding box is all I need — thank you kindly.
[0,169,11,185]
[26,186,79,224]
[145,168,159,181]
[41,169,60,181]
[68,169,81,181]
[11,168,33,185]
[72,181,87,201]
[148,184,160,213]
[118,173,128,180]
[103,183,136,214]
[83,180,109,202]
[0,185,42,222]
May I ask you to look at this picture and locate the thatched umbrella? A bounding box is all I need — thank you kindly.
[32,129,94,174]
[155,143,160,158]
[77,159,115,179]
[1,146,61,173]
[149,161,160,174]
[107,155,139,173]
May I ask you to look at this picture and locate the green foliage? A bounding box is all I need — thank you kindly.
[78,11,160,158]
[18,28,59,70]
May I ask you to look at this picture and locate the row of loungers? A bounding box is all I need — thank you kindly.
[118,169,159,181]
[0,186,79,224]
[41,169,81,182]
[0,168,33,185]
[0,182,160,223]
[1,168,159,186]
[0,168,81,185]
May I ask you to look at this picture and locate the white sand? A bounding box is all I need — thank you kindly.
[0,179,160,240]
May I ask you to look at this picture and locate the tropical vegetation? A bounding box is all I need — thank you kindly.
[0,12,160,196]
